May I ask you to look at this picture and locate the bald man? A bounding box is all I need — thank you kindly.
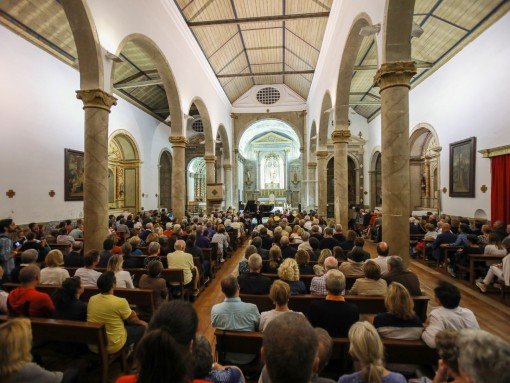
[167,239,198,293]
[310,256,339,296]
[373,242,390,274]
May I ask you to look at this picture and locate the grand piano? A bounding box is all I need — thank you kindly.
[243,200,274,222]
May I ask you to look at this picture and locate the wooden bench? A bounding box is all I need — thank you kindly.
[214,329,438,369]
[261,273,359,291]
[2,283,155,319]
[457,253,506,285]
[239,294,429,322]
[0,315,126,383]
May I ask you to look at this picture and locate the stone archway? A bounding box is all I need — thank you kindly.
[409,124,441,211]
[108,131,141,213]
[159,150,172,209]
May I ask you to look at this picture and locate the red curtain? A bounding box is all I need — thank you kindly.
[491,154,510,224]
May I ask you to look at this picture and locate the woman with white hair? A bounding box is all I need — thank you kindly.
[337,321,406,383]
[277,258,307,295]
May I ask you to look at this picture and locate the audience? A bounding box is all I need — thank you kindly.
[476,236,510,292]
[39,249,70,285]
[339,247,365,277]
[337,321,406,383]
[52,276,87,321]
[347,238,370,262]
[262,245,282,273]
[10,248,38,283]
[143,242,161,269]
[307,269,359,337]
[310,256,339,295]
[167,239,199,294]
[280,236,297,259]
[259,280,303,331]
[262,313,318,383]
[319,227,340,251]
[139,260,168,309]
[314,249,333,275]
[296,249,314,275]
[348,260,387,296]
[64,242,84,267]
[278,258,307,295]
[237,245,257,275]
[98,238,115,267]
[87,271,147,354]
[422,281,479,348]
[237,254,272,294]
[382,256,422,296]
[106,254,133,288]
[373,282,423,340]
[0,318,67,382]
[74,250,103,287]
[483,233,507,256]
[7,265,54,317]
[373,241,390,274]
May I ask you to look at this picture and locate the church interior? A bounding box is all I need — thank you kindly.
[1,0,510,382]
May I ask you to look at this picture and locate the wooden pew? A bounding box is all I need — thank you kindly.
[0,315,126,383]
[2,283,155,319]
[239,294,429,322]
[214,329,438,368]
[261,273,359,291]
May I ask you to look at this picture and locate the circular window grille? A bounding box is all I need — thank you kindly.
[192,118,203,132]
[256,87,281,105]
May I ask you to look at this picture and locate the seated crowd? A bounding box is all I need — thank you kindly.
[0,210,509,383]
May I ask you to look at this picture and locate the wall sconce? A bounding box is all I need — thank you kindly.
[49,190,55,198]
[6,189,15,198]
[480,185,488,193]
[442,187,447,194]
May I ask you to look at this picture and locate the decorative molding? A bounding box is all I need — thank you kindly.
[307,162,318,168]
[169,135,188,148]
[203,155,216,163]
[479,144,510,158]
[316,150,329,158]
[374,61,417,91]
[331,129,351,143]
[76,89,117,112]
[223,163,232,170]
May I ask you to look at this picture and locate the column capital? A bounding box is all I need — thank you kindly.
[316,150,329,159]
[331,129,351,144]
[76,89,117,112]
[223,163,232,170]
[374,61,417,92]
[169,135,188,148]
[203,154,216,163]
[307,162,317,168]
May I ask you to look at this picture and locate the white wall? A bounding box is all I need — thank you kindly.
[365,12,510,219]
[0,26,171,224]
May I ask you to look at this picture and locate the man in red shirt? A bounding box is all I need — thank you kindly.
[7,264,54,317]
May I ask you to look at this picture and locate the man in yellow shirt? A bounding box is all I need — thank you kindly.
[167,239,198,294]
[87,271,147,354]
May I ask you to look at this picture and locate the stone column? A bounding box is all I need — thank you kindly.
[169,136,188,220]
[76,89,117,254]
[300,147,305,210]
[374,61,417,265]
[223,163,232,209]
[233,149,239,210]
[332,129,351,229]
[307,162,317,210]
[204,154,216,213]
[316,150,328,218]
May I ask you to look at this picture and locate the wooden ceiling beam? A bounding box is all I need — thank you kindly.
[114,78,164,90]
[187,12,330,27]
[217,70,314,78]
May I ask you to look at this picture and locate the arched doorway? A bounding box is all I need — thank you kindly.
[369,151,382,208]
[409,124,441,211]
[108,132,141,212]
[159,151,172,208]
[187,157,206,213]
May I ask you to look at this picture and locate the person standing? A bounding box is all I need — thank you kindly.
[0,219,16,282]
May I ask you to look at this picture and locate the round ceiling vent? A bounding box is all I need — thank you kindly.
[192,118,203,133]
[256,87,281,105]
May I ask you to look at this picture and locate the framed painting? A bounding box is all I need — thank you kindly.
[64,149,84,201]
[449,137,476,197]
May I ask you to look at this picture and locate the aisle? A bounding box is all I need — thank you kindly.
[194,242,248,344]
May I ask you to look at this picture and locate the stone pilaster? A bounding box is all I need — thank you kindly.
[223,163,232,209]
[332,129,351,229]
[204,154,216,213]
[316,150,328,218]
[307,162,317,210]
[233,149,239,210]
[169,135,188,220]
[76,89,117,254]
[374,61,417,265]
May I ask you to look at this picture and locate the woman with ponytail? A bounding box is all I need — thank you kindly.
[337,321,406,383]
